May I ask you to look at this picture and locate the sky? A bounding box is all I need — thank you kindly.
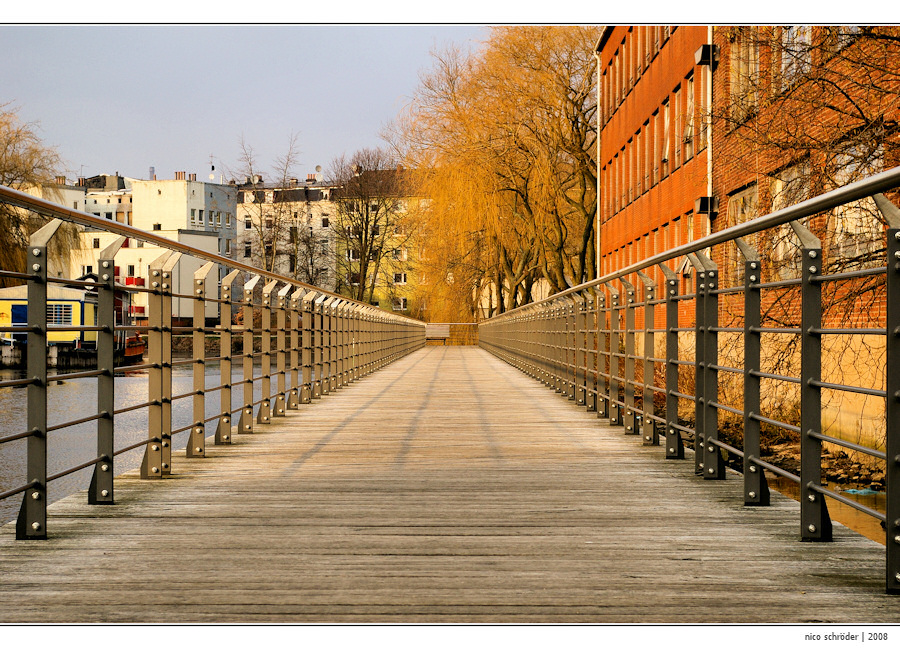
[0,24,488,184]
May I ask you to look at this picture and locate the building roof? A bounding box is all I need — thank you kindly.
[0,285,91,301]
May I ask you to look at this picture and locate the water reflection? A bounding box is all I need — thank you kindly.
[767,475,886,545]
[0,358,265,525]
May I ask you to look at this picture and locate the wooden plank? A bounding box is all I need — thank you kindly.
[0,346,896,623]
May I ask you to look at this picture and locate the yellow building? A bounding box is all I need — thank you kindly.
[0,285,97,347]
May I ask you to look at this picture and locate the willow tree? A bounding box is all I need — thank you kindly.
[388,26,599,318]
[0,105,64,280]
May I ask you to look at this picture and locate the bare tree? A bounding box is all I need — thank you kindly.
[328,148,414,305]
[289,221,333,288]
[232,134,302,274]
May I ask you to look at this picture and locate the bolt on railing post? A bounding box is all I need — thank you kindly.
[142,251,170,479]
[660,263,684,459]
[216,270,240,444]
[638,271,658,446]
[257,280,277,424]
[187,262,215,458]
[238,275,260,435]
[875,194,900,593]
[794,221,832,541]
[17,220,62,538]
[287,287,304,409]
[736,239,769,505]
[89,237,124,505]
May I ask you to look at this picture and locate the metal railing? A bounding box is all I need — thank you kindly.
[0,185,425,539]
[479,166,900,594]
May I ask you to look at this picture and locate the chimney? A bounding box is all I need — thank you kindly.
[307,173,317,183]
[290,178,299,187]
[55,175,66,185]
[77,177,86,187]
[175,171,185,181]
[189,173,197,181]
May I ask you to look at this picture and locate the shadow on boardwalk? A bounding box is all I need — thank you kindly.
[0,347,896,623]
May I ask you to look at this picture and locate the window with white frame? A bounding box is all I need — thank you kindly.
[393,272,407,285]
[392,297,407,311]
[48,304,73,325]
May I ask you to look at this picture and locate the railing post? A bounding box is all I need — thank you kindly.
[313,295,325,397]
[736,239,769,505]
[874,194,900,593]
[575,292,587,407]
[793,221,832,541]
[597,288,609,419]
[238,275,261,435]
[328,299,338,391]
[584,289,598,412]
[621,278,637,434]
[287,287,305,409]
[159,253,180,476]
[187,262,215,458]
[216,270,240,444]
[142,251,171,479]
[660,263,684,459]
[638,271,658,446]
[274,284,292,417]
[257,280,277,424]
[609,286,622,425]
[301,291,315,402]
[697,251,723,481]
[567,299,577,400]
[688,253,707,476]
[89,236,124,505]
[17,220,62,538]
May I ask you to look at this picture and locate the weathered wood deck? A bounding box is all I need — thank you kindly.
[1,346,897,622]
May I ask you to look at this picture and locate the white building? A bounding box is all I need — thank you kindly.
[69,172,237,323]
[236,173,338,292]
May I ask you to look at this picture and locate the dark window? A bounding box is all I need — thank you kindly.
[152,224,162,231]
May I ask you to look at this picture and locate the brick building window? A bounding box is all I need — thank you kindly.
[730,29,759,122]
[684,73,695,161]
[780,26,811,90]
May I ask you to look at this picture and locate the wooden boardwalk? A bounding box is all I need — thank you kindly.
[1,346,897,623]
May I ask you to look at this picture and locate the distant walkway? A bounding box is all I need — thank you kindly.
[0,346,896,622]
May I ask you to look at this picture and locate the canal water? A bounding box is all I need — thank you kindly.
[0,359,266,525]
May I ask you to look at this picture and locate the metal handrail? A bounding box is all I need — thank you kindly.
[478,167,900,595]
[0,182,426,543]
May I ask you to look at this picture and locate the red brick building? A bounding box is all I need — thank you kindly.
[596,26,715,320]
[711,26,900,292]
